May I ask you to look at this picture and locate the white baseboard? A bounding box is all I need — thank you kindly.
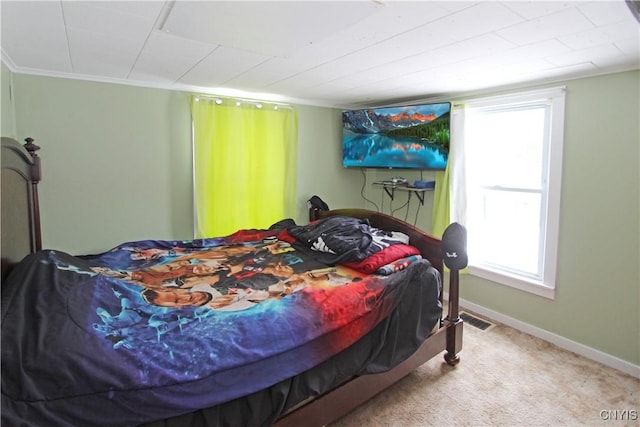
[444,294,640,378]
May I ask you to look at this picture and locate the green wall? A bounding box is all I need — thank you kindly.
[6,73,366,254]
[294,105,365,221]
[10,76,193,254]
[1,61,16,137]
[4,68,639,368]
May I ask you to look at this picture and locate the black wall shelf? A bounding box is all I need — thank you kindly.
[372,181,434,205]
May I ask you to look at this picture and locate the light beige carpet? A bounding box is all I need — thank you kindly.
[331,312,639,427]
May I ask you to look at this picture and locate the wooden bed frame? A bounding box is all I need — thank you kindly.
[1,136,463,426]
[1,137,42,281]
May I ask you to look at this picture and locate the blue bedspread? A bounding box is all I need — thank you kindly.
[1,226,439,426]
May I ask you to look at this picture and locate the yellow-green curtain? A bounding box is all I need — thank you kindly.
[431,165,451,238]
[432,103,465,238]
[190,96,298,237]
[433,103,470,275]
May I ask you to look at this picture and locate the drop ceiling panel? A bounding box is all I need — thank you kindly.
[224,58,298,90]
[446,39,569,79]
[423,2,524,41]
[547,44,632,68]
[534,62,598,80]
[335,25,456,68]
[261,2,451,69]
[88,0,166,19]
[1,1,64,31]
[374,34,517,78]
[161,1,383,58]
[62,1,159,39]
[3,45,72,73]
[615,37,640,56]
[559,20,640,50]
[578,1,638,26]
[496,8,595,46]
[129,31,216,82]
[67,27,144,77]
[321,0,454,51]
[1,1,70,71]
[502,2,575,20]
[178,46,269,88]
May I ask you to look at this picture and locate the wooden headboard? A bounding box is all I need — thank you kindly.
[1,137,42,280]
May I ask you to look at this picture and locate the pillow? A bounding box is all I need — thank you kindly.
[342,243,420,274]
[376,255,423,276]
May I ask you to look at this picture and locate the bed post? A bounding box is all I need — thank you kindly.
[441,222,467,366]
[1,136,42,280]
[24,137,42,251]
[444,269,463,365]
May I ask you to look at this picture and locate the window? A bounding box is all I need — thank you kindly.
[462,88,565,299]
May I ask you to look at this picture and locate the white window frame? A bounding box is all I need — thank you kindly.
[461,87,566,299]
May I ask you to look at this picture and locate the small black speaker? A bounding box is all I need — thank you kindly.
[441,222,468,270]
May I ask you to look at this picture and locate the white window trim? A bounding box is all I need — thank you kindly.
[469,266,556,299]
[462,87,566,300]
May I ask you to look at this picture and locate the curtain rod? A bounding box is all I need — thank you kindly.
[193,94,294,111]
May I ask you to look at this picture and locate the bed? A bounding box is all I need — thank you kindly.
[1,136,463,427]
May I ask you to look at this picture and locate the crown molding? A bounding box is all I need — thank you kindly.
[0,56,341,109]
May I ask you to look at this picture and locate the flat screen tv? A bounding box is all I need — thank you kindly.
[342,102,451,170]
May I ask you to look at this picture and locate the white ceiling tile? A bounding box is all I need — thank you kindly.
[533,62,599,80]
[1,1,70,71]
[516,38,574,58]
[497,8,595,46]
[1,46,72,73]
[578,1,638,26]
[162,1,383,58]
[1,1,64,32]
[437,1,478,14]
[139,30,216,59]
[88,0,165,19]
[70,57,132,79]
[66,28,142,77]
[614,36,640,56]
[559,20,640,50]
[254,1,452,73]
[178,46,270,88]
[547,44,633,68]
[62,1,158,40]
[339,23,457,67]
[396,33,517,73]
[225,58,302,90]
[501,1,575,20]
[425,2,525,41]
[325,0,454,47]
[130,31,216,82]
[486,57,558,76]
[271,26,457,89]
[442,39,570,77]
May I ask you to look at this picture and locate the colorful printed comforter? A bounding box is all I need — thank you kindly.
[1,222,441,427]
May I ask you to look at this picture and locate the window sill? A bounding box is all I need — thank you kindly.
[468,265,556,300]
